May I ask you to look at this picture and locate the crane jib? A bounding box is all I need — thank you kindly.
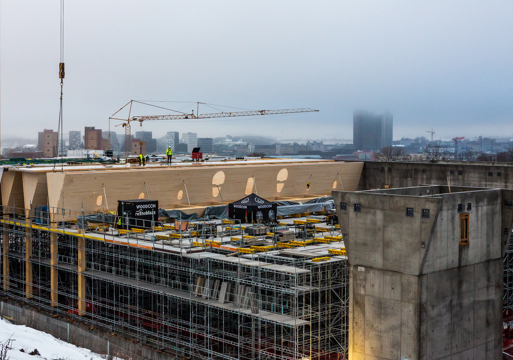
[131,108,318,122]
[113,100,319,159]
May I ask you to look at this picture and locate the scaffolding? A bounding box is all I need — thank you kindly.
[505,234,513,313]
[0,204,349,360]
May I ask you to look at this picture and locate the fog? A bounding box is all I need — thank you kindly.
[1,1,512,141]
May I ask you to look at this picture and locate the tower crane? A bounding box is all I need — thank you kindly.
[109,100,319,159]
[453,136,465,159]
[426,129,435,143]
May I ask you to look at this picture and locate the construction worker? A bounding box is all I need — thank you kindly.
[139,153,145,166]
[166,146,173,165]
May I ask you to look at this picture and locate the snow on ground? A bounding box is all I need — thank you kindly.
[0,317,118,360]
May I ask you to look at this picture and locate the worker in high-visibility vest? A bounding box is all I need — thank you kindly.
[139,153,146,166]
[166,146,173,165]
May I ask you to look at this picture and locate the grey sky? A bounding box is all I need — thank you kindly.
[1,1,512,141]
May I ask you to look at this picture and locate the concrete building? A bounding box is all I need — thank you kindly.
[334,185,512,359]
[131,139,146,156]
[37,131,45,151]
[182,132,197,153]
[276,143,295,155]
[353,111,393,151]
[254,144,276,156]
[41,129,59,158]
[197,137,213,153]
[68,131,82,150]
[102,131,119,151]
[135,131,156,153]
[84,127,108,150]
[479,136,494,152]
[176,143,188,153]
[164,131,180,152]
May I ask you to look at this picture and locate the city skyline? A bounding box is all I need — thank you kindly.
[1,1,513,140]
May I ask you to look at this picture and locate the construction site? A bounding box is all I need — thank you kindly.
[0,159,361,360]
[2,158,513,359]
[1,0,511,358]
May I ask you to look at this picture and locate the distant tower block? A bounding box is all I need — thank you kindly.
[334,185,513,360]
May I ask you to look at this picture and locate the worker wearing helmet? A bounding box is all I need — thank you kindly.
[166,146,173,165]
[139,153,145,166]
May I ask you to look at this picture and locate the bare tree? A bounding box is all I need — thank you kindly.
[0,337,12,360]
[379,146,394,161]
[378,146,405,161]
[393,147,405,157]
[477,153,494,162]
[424,143,449,160]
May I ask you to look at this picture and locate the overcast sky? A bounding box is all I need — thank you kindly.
[1,1,512,141]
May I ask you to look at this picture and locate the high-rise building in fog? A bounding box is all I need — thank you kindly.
[135,131,156,153]
[197,138,213,153]
[165,131,180,152]
[353,111,393,151]
[182,132,198,153]
[69,131,82,150]
[37,132,45,151]
[102,131,120,151]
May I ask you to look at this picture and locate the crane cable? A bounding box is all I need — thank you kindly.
[57,0,64,162]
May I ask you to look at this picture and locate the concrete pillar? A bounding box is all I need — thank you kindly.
[334,186,511,360]
[77,236,86,315]
[2,215,9,291]
[50,224,58,307]
[25,219,33,299]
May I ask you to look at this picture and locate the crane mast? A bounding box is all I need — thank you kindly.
[110,101,319,159]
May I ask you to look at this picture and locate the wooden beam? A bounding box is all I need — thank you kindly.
[1,171,25,214]
[22,173,48,217]
[44,162,364,219]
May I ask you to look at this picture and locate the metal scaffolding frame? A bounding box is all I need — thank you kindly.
[0,204,349,360]
[504,233,513,312]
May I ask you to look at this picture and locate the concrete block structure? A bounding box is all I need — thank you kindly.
[334,185,513,360]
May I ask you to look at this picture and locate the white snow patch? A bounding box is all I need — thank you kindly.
[0,317,120,360]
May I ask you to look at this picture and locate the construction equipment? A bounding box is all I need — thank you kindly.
[110,101,319,159]
[453,137,465,159]
[426,129,435,143]
[57,0,65,157]
[191,147,203,161]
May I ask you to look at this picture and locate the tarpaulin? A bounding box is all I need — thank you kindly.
[277,200,335,217]
[158,209,204,221]
[76,213,117,229]
[204,205,229,219]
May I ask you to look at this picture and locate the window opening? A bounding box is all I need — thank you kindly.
[459,213,469,245]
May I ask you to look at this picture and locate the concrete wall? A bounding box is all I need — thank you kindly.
[420,259,503,359]
[350,260,503,360]
[358,161,513,191]
[0,300,178,360]
[334,186,512,360]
